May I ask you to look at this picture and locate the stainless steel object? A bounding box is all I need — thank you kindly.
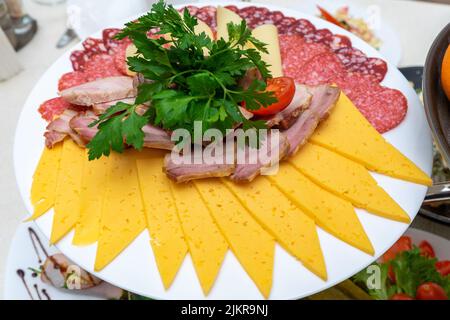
[56,28,76,48]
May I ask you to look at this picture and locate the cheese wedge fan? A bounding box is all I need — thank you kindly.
[94,151,146,271]
[170,181,228,295]
[269,163,375,255]
[290,143,410,223]
[29,143,62,221]
[50,139,85,244]
[194,179,275,298]
[310,92,432,186]
[136,156,188,289]
[222,177,327,280]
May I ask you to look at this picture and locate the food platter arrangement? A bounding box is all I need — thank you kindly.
[14,1,433,299]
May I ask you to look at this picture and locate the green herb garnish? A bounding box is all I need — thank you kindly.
[87,0,276,160]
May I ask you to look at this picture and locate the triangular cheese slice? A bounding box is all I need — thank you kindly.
[94,151,146,271]
[216,6,243,41]
[290,143,410,223]
[170,181,228,295]
[28,143,62,221]
[194,179,275,298]
[50,139,85,244]
[72,156,110,245]
[136,155,188,290]
[268,163,374,255]
[222,177,327,280]
[310,92,432,186]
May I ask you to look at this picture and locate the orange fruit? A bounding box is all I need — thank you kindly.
[442,44,450,100]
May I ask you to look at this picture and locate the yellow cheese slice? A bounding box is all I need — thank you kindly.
[50,139,85,244]
[136,155,188,289]
[170,181,228,295]
[72,156,110,245]
[194,179,275,298]
[195,19,214,40]
[247,24,283,77]
[94,151,146,271]
[290,143,410,223]
[216,6,243,41]
[222,177,327,280]
[310,92,432,186]
[268,163,374,255]
[28,143,62,221]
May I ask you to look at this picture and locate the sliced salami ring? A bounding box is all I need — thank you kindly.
[268,10,285,24]
[82,37,107,57]
[289,52,345,86]
[224,5,239,13]
[112,43,129,76]
[280,34,330,78]
[284,18,316,36]
[275,16,297,34]
[195,6,217,28]
[241,7,270,29]
[58,71,88,92]
[70,50,88,71]
[38,97,72,122]
[83,54,123,81]
[183,5,199,16]
[102,28,130,52]
[305,28,333,45]
[335,47,387,82]
[335,72,407,132]
[330,34,352,50]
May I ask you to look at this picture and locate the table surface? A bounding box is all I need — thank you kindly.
[1,0,450,298]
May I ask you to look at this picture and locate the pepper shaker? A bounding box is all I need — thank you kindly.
[5,0,37,50]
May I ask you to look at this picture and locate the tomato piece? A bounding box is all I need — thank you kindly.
[317,6,345,28]
[436,261,450,276]
[381,236,412,262]
[246,77,295,116]
[390,293,414,300]
[416,282,448,300]
[419,240,436,258]
[387,265,396,284]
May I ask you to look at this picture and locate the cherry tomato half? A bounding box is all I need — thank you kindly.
[436,261,450,276]
[390,293,414,300]
[381,236,412,263]
[416,282,448,300]
[419,240,436,258]
[246,77,295,116]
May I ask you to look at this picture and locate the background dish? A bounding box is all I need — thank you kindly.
[13,1,432,299]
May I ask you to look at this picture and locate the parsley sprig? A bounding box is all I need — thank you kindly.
[87,0,277,160]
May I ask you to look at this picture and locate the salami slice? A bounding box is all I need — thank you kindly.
[112,43,129,75]
[330,34,352,50]
[240,7,270,28]
[183,5,199,16]
[280,34,331,78]
[305,28,333,45]
[102,28,129,52]
[268,10,285,24]
[289,52,346,86]
[275,16,297,34]
[82,37,107,57]
[195,6,217,28]
[38,97,72,122]
[83,54,123,81]
[335,72,407,132]
[335,47,387,82]
[284,18,316,36]
[58,71,88,92]
[224,5,239,13]
[70,50,89,71]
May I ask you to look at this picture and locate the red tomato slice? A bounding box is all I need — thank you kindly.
[436,261,450,276]
[246,77,295,116]
[416,282,448,300]
[390,293,414,300]
[381,236,412,263]
[419,240,436,258]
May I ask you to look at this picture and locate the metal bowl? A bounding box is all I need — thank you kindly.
[423,23,450,164]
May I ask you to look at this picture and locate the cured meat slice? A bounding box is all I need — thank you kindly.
[195,5,217,28]
[82,37,107,57]
[83,54,123,81]
[102,28,122,51]
[288,52,346,86]
[335,72,407,132]
[58,71,88,92]
[279,34,330,78]
[305,28,333,46]
[330,34,352,50]
[284,18,316,36]
[70,50,88,71]
[38,97,72,122]
[335,47,387,82]
[112,43,129,76]
[268,10,285,24]
[238,6,270,28]
[183,5,199,16]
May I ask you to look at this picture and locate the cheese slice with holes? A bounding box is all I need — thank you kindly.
[222,177,327,280]
[247,24,283,77]
[170,181,228,295]
[310,92,432,186]
[136,155,188,289]
[50,139,85,244]
[72,156,110,245]
[94,151,146,271]
[268,163,374,255]
[216,6,243,41]
[29,143,62,221]
[194,179,275,298]
[290,143,410,223]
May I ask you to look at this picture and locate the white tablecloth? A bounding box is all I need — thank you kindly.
[1,0,449,297]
